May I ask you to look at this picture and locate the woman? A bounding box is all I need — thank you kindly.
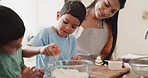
[73,0,126,63]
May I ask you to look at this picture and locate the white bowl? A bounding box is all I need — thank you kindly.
[108,61,122,70]
[48,60,93,78]
[129,57,148,77]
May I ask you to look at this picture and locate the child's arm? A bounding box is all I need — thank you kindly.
[22,43,60,57]
[22,45,41,57]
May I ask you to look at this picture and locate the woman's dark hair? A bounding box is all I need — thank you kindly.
[60,0,86,25]
[87,0,126,9]
[0,5,25,47]
[105,0,126,62]
[86,0,126,62]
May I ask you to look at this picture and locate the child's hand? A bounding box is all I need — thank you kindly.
[21,66,36,78]
[21,66,44,78]
[70,56,82,65]
[71,56,82,60]
[33,68,44,78]
[39,43,60,56]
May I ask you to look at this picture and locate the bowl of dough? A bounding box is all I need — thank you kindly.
[129,57,148,77]
[49,60,93,78]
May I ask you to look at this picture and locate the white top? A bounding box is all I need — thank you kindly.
[73,22,108,56]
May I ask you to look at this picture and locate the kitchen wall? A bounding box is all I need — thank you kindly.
[117,0,148,58]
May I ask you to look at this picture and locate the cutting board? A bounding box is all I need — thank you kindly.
[90,65,130,78]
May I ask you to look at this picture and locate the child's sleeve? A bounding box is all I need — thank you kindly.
[27,29,47,46]
[20,57,25,68]
[20,50,25,68]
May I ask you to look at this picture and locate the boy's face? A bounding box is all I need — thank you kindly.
[0,37,23,54]
[55,12,80,37]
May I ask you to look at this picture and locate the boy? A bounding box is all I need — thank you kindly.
[0,5,44,78]
[23,1,86,77]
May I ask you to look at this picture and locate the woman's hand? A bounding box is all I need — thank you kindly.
[39,43,60,56]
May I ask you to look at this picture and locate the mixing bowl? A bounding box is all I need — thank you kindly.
[48,60,93,78]
[129,57,148,77]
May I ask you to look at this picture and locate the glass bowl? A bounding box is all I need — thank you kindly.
[48,60,93,78]
[129,57,148,77]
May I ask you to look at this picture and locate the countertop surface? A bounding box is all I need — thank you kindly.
[90,65,130,78]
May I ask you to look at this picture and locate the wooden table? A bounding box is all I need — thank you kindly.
[120,70,141,78]
[90,65,141,78]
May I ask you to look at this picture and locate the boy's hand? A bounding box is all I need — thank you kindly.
[71,56,82,60]
[21,66,44,78]
[33,68,44,78]
[21,66,35,78]
[70,56,82,65]
[39,43,60,56]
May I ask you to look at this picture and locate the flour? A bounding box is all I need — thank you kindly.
[52,68,89,78]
